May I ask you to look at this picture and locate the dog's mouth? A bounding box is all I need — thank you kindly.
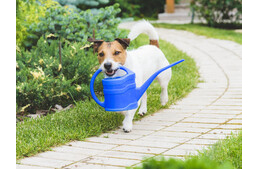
[105,69,118,77]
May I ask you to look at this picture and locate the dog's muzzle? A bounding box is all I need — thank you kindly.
[103,62,118,77]
[105,69,118,77]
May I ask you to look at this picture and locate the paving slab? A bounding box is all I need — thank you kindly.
[99,151,153,160]
[151,131,200,138]
[16,164,53,169]
[52,146,103,156]
[137,135,189,143]
[198,133,229,140]
[113,145,167,155]
[68,141,117,150]
[173,144,208,151]
[227,119,242,124]
[86,137,132,145]
[186,138,219,145]
[64,163,124,169]
[172,122,218,129]
[181,117,228,124]
[190,113,237,119]
[124,139,178,149]
[82,156,140,167]
[216,124,242,129]
[18,23,242,169]
[163,149,199,156]
[37,151,87,162]
[19,157,71,168]
[163,126,211,133]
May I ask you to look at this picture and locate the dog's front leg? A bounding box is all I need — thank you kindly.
[122,109,136,133]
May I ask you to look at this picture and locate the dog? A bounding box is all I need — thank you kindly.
[88,20,171,132]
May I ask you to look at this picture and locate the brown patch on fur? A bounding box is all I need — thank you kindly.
[88,38,104,53]
[97,41,127,65]
[150,40,159,48]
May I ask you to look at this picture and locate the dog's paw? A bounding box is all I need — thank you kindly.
[161,96,168,106]
[123,128,131,133]
[122,121,132,133]
[138,107,147,116]
[161,101,167,106]
[138,111,146,116]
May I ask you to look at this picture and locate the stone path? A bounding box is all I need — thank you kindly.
[17,23,242,169]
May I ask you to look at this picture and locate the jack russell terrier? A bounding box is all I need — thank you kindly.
[88,20,171,132]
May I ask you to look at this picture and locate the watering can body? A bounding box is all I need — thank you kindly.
[90,59,184,111]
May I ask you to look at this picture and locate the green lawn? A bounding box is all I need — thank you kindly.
[152,23,242,44]
[132,131,242,169]
[16,33,199,160]
[197,131,242,169]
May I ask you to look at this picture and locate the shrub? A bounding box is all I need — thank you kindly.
[108,0,165,18]
[16,37,98,113]
[132,157,234,169]
[55,0,109,9]
[56,0,165,19]
[106,0,140,18]
[26,3,123,48]
[16,0,58,48]
[191,0,242,28]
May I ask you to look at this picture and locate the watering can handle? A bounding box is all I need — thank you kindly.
[90,69,105,107]
[118,66,130,75]
[90,66,130,107]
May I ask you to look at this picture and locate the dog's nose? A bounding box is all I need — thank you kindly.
[104,62,112,70]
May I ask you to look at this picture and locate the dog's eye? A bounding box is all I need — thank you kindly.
[114,51,121,55]
[98,52,104,57]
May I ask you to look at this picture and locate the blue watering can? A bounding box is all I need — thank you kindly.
[90,59,184,111]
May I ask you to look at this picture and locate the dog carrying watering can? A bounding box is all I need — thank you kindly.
[90,59,185,111]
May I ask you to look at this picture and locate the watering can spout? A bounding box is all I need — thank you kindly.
[135,59,185,101]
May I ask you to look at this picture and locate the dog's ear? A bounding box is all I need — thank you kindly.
[88,38,104,53]
[115,38,130,49]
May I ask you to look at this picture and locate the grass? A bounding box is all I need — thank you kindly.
[197,131,242,169]
[16,101,124,160]
[152,23,242,44]
[132,131,242,169]
[130,157,234,169]
[16,33,199,160]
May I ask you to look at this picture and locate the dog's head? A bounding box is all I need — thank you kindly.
[88,38,130,77]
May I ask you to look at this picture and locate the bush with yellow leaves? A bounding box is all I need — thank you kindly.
[16,0,58,48]
[16,36,102,113]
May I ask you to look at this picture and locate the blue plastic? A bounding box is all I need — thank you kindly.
[90,59,185,111]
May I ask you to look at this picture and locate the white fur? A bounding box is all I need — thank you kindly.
[102,21,172,132]
[128,20,159,41]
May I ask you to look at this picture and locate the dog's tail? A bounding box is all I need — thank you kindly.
[128,20,159,48]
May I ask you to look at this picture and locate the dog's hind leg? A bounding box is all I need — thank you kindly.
[138,92,147,116]
[123,109,137,132]
[157,69,171,106]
